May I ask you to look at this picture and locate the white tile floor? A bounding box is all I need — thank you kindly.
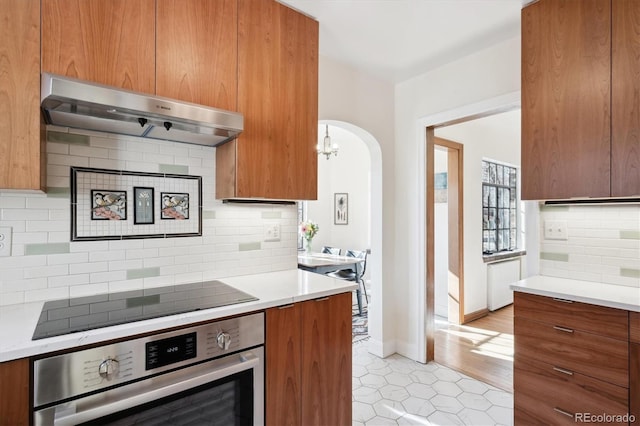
[352,342,514,426]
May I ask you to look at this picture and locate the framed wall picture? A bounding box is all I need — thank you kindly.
[134,187,154,224]
[334,193,348,225]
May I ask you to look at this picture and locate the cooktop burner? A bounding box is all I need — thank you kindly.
[32,280,258,340]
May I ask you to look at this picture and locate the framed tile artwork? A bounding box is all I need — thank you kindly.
[71,167,202,241]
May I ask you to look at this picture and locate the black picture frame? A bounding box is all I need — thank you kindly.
[133,187,155,225]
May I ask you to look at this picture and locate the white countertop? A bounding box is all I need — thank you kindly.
[510,275,640,312]
[0,269,357,363]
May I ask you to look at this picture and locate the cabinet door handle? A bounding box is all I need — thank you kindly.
[554,407,574,418]
[278,304,294,310]
[553,325,574,334]
[552,298,574,304]
[315,297,330,302]
[552,366,574,376]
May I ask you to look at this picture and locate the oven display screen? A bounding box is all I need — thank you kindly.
[145,332,197,370]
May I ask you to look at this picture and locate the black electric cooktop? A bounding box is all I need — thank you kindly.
[32,280,258,340]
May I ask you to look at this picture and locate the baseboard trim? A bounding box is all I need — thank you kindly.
[463,308,489,324]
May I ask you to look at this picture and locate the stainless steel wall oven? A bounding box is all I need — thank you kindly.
[32,313,264,425]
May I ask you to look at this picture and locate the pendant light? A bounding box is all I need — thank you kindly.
[317,124,339,159]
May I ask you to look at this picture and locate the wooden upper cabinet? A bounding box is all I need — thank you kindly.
[219,0,318,200]
[0,0,43,191]
[42,0,156,93]
[521,0,612,200]
[156,0,238,110]
[612,0,640,197]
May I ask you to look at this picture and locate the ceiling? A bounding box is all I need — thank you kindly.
[279,0,525,83]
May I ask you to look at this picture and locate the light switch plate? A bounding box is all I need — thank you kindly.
[0,227,12,257]
[544,220,568,240]
[263,224,281,242]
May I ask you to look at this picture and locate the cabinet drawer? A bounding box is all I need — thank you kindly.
[515,357,628,426]
[515,316,628,387]
[631,312,640,344]
[515,292,629,340]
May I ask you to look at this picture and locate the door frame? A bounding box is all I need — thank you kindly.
[418,91,520,363]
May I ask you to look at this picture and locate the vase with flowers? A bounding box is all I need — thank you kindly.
[299,220,319,254]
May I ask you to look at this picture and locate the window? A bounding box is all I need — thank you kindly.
[482,160,518,254]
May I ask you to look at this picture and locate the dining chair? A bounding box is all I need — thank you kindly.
[327,249,368,314]
[321,246,341,255]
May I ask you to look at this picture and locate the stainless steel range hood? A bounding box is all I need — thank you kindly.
[41,73,243,147]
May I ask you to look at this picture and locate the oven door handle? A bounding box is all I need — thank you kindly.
[52,351,260,426]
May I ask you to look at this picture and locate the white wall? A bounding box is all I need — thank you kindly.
[318,56,396,356]
[0,127,298,306]
[435,109,522,315]
[394,35,521,360]
[307,125,371,253]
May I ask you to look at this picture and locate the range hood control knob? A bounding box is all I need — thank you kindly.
[138,117,147,127]
[163,121,172,131]
[217,331,231,350]
[98,358,119,379]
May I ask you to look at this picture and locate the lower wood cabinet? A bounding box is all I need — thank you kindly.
[266,292,352,426]
[0,358,30,426]
[631,312,640,425]
[514,292,632,425]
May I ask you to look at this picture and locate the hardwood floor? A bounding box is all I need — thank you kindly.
[434,304,513,392]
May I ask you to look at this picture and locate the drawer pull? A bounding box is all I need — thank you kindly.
[315,297,330,302]
[552,298,574,304]
[552,366,574,376]
[554,407,574,418]
[553,325,574,334]
[278,304,295,310]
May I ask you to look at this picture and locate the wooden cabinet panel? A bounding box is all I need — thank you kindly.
[0,0,43,191]
[515,356,628,425]
[631,311,640,343]
[521,0,611,199]
[156,0,237,110]
[515,292,629,340]
[301,293,352,426]
[266,303,302,426]
[0,358,30,426]
[612,0,640,197]
[631,343,640,425]
[42,0,156,93]
[231,0,318,200]
[515,316,629,387]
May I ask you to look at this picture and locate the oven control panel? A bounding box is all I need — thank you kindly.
[33,312,264,408]
[146,332,197,370]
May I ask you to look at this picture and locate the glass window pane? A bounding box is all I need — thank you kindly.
[509,168,517,187]
[483,186,489,207]
[510,231,517,250]
[489,163,497,184]
[496,164,504,185]
[482,161,490,183]
[503,230,510,250]
[497,230,505,251]
[483,208,489,230]
[504,167,511,187]
[510,209,516,230]
[488,186,496,207]
[484,230,496,253]
[488,208,497,229]
[510,189,516,208]
[498,208,509,229]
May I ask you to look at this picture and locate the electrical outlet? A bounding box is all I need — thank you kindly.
[544,220,568,240]
[0,227,12,257]
[263,224,281,242]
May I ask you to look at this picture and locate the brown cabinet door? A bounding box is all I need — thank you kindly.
[0,0,43,191]
[42,0,155,93]
[631,343,640,425]
[156,0,238,110]
[265,304,302,426]
[0,358,30,426]
[301,293,352,426]
[612,0,640,197]
[521,0,611,199]
[233,0,318,200]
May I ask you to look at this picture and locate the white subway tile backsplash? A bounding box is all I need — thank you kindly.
[540,204,640,287]
[0,129,299,305]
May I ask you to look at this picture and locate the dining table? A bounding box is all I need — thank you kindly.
[297,252,366,315]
